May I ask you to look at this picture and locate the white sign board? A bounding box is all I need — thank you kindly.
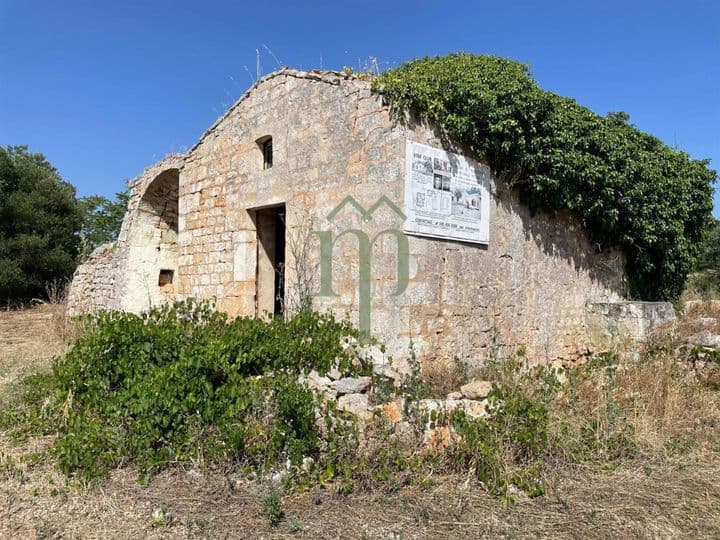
[404,140,490,245]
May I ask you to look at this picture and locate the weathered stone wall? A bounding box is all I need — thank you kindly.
[69,68,633,365]
[175,69,625,364]
[67,154,184,314]
[586,301,676,351]
[66,243,118,313]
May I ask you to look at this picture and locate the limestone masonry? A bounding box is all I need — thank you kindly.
[67,68,673,365]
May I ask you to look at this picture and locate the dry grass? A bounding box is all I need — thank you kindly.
[421,357,471,398]
[547,355,720,463]
[0,305,67,410]
[680,271,720,304]
[1,306,720,538]
[1,445,718,538]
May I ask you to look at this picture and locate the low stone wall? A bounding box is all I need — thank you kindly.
[585,301,676,351]
[66,243,120,314]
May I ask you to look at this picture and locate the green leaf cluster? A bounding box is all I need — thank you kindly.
[375,53,717,300]
[77,190,129,259]
[31,300,362,479]
[0,145,82,303]
[697,218,720,271]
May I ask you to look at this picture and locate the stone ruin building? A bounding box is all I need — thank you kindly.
[67,68,674,365]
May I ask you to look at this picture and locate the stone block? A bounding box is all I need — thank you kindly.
[337,393,369,415]
[334,376,372,395]
[460,380,493,400]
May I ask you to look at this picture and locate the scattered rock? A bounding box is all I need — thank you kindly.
[151,506,173,526]
[372,364,403,387]
[550,360,568,384]
[688,330,720,349]
[417,399,467,421]
[303,370,332,389]
[335,376,372,395]
[327,366,342,380]
[337,393,369,414]
[460,399,487,418]
[460,380,493,400]
[299,370,335,400]
[447,391,463,401]
[697,317,717,326]
[380,399,403,422]
[426,425,453,450]
[359,344,386,366]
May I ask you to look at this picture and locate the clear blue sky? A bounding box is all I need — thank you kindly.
[1,1,718,216]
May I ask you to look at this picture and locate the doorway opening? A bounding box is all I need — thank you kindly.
[253,205,286,318]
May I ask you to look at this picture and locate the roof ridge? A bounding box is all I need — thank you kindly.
[187,67,369,154]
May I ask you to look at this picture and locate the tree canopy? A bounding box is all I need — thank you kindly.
[78,190,129,259]
[697,218,720,271]
[375,53,717,300]
[0,145,82,304]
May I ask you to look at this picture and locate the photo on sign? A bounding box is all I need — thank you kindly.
[433,157,452,173]
[451,187,482,218]
[433,173,451,192]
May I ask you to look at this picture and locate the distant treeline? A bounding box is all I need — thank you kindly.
[0,145,127,305]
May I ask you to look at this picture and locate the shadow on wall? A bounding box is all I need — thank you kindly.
[495,189,627,297]
[402,113,626,299]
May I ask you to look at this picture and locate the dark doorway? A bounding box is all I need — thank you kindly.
[254,205,286,317]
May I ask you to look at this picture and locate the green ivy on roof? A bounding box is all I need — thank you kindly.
[374,53,716,301]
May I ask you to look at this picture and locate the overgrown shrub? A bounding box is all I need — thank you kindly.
[697,218,720,271]
[449,384,549,498]
[375,53,717,300]
[262,486,284,526]
[13,300,362,480]
[5,299,720,501]
[684,270,720,299]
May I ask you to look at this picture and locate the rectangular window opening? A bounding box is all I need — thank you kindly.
[158,269,174,286]
[260,137,273,170]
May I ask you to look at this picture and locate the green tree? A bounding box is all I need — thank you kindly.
[78,190,129,258]
[376,54,717,300]
[0,145,82,304]
[697,218,720,270]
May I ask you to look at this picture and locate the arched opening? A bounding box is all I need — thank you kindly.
[123,169,179,311]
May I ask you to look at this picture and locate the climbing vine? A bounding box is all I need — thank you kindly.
[374,53,716,300]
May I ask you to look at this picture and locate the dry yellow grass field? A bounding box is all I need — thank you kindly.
[1,305,719,539]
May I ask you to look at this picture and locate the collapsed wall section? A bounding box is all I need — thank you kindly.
[66,154,184,314]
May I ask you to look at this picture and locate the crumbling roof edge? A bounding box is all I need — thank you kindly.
[127,152,186,191]
[187,67,368,155]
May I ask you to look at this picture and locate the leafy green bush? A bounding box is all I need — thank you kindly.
[77,190,129,259]
[262,487,284,526]
[375,53,717,300]
[449,391,547,497]
[697,218,720,271]
[23,300,361,480]
[684,271,720,298]
[6,298,712,501]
